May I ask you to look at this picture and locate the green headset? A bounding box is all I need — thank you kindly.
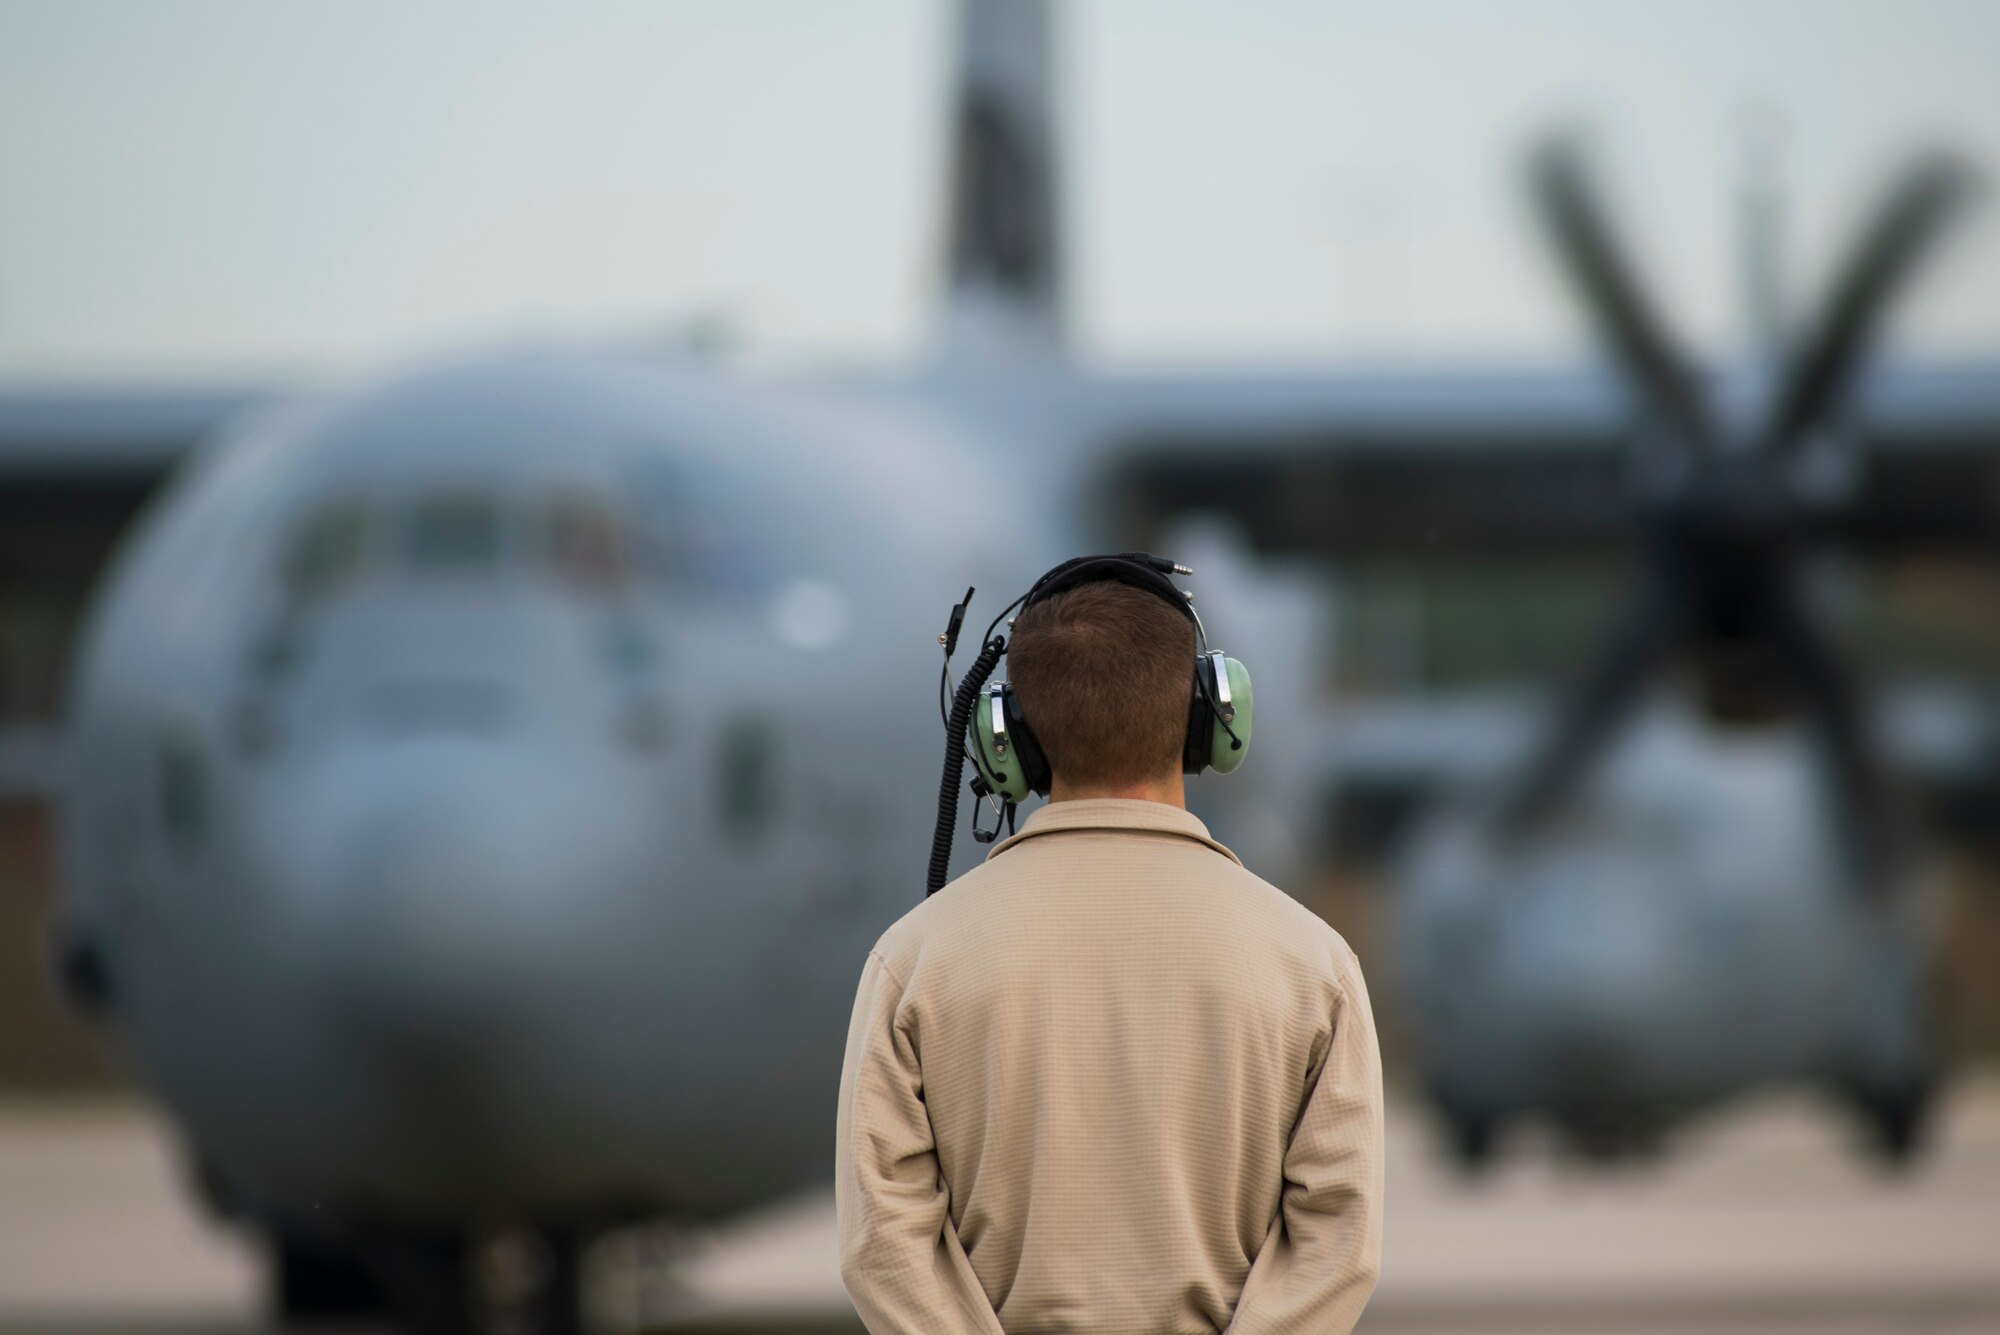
[927,552,1254,895]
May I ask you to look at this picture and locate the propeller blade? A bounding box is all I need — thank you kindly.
[1767,585,1911,898]
[1528,136,1712,448]
[1763,151,1978,453]
[1493,573,1680,843]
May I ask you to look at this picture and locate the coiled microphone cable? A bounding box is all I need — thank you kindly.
[928,633,1006,896]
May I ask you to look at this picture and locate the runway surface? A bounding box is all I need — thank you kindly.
[3,1073,1997,1334]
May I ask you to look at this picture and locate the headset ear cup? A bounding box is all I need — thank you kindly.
[1005,691,1053,797]
[1184,662,1210,774]
[968,683,1034,804]
[1207,656,1253,774]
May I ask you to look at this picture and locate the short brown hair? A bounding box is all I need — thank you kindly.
[1008,579,1194,789]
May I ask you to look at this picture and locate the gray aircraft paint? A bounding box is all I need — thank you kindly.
[42,0,1995,1275]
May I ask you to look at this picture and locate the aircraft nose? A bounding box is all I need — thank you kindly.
[270,740,655,1042]
[327,799,545,1034]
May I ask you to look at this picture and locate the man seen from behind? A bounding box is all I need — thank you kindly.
[836,567,1385,1334]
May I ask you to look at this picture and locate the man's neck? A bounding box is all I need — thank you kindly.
[1047,772,1186,809]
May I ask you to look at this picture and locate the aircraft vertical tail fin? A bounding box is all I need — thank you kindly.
[934,0,1065,356]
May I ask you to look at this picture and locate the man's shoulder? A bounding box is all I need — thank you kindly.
[1218,858,1363,980]
[874,838,1358,989]
[867,855,1009,980]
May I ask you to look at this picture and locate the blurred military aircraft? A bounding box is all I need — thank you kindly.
[13,6,1318,1331]
[1377,143,1989,1167]
[1267,139,1993,1170]
[4,0,2000,1329]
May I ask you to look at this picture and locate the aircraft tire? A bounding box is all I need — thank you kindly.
[270,1229,389,1323]
[1435,1097,1499,1172]
[468,1226,586,1335]
[1851,1075,1938,1168]
[520,1229,585,1335]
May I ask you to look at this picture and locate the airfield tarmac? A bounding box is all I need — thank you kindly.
[3,1075,1997,1335]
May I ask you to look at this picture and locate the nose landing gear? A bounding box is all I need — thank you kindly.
[270,1222,588,1335]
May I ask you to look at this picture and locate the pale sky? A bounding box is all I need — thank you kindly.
[2,0,1997,381]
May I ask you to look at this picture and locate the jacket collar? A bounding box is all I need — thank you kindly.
[982,797,1243,866]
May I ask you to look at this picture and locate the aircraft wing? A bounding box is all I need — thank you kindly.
[1318,682,2000,866]
[1082,358,2000,564]
[1068,356,2000,870]
[0,383,268,796]
[0,383,265,481]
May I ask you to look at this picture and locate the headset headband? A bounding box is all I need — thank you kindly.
[1021,552,1197,626]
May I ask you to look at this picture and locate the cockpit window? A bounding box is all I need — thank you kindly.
[625,455,785,600]
[404,492,504,574]
[282,497,370,601]
[545,496,629,592]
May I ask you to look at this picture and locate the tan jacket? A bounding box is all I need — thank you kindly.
[836,798,1383,1335]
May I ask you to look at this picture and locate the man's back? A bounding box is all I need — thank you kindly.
[837,798,1383,1335]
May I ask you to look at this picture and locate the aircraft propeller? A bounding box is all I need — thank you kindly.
[1493,135,1979,898]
